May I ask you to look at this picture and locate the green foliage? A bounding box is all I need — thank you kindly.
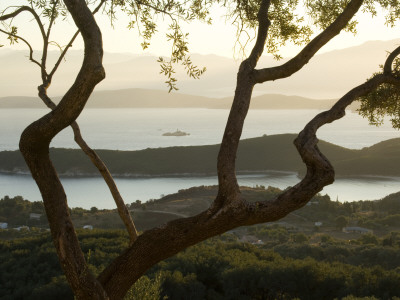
[266,0,313,59]
[305,0,358,32]
[157,26,206,91]
[153,239,400,299]
[372,0,400,26]
[100,0,211,91]
[358,233,379,245]
[2,229,400,299]
[223,0,400,60]
[124,273,163,300]
[1,0,211,92]
[4,134,400,177]
[225,0,313,59]
[0,195,45,226]
[160,271,206,300]
[335,215,349,229]
[0,229,129,299]
[292,232,309,243]
[358,56,400,128]
[90,206,99,213]
[2,190,400,298]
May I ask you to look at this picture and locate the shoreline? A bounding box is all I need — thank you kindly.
[1,169,399,181]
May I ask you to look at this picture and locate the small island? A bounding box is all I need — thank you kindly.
[162,129,190,137]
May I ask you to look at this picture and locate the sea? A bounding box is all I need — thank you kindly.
[0,108,399,209]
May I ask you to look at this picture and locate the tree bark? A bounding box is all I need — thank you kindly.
[17,0,400,299]
[98,50,400,300]
[38,86,138,244]
[19,0,108,298]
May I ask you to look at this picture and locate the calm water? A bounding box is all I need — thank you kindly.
[1,173,399,209]
[0,108,399,208]
[1,108,399,150]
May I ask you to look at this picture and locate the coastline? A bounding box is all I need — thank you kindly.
[1,134,400,178]
[1,169,399,182]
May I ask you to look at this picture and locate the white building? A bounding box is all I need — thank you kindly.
[29,213,42,220]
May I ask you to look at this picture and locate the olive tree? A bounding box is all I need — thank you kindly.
[1,0,400,299]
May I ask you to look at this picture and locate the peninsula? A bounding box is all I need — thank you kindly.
[1,134,399,178]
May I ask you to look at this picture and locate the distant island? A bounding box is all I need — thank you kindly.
[1,134,400,178]
[162,129,190,137]
[0,88,360,111]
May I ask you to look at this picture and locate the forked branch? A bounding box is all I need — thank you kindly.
[19,0,107,297]
[1,0,138,243]
[98,44,400,300]
[0,6,46,40]
[0,28,44,70]
[253,0,364,83]
[16,0,400,299]
[37,86,138,244]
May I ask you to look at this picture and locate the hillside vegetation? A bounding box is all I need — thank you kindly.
[1,187,400,299]
[1,134,399,177]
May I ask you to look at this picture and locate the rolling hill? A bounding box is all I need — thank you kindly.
[0,134,398,177]
[0,89,340,109]
[1,39,399,99]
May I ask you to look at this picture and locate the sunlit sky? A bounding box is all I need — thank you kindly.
[0,1,399,59]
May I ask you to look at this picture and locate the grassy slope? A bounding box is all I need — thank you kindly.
[0,134,398,177]
[333,138,400,176]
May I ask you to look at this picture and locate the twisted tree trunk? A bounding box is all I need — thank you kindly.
[18,0,400,298]
[19,0,108,298]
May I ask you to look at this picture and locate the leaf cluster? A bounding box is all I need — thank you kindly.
[158,23,206,91]
[0,0,212,91]
[109,0,212,91]
[358,58,400,129]
[305,0,358,32]
[224,0,314,59]
[223,0,400,60]
[27,0,67,19]
[362,0,400,26]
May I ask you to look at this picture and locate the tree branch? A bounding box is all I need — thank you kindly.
[48,30,80,79]
[247,0,271,68]
[384,45,400,74]
[40,0,136,244]
[253,0,364,83]
[12,0,134,244]
[19,0,107,298]
[37,86,139,244]
[46,1,59,39]
[216,0,272,206]
[40,1,59,81]
[1,5,48,80]
[0,28,44,71]
[98,47,400,300]
[48,0,106,81]
[70,122,138,244]
[0,6,46,41]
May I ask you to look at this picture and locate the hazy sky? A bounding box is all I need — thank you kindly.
[0,1,399,58]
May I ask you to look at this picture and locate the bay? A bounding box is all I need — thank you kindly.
[1,173,399,209]
[1,108,399,208]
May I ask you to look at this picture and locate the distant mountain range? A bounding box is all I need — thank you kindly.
[1,134,399,177]
[0,39,399,99]
[0,88,360,110]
